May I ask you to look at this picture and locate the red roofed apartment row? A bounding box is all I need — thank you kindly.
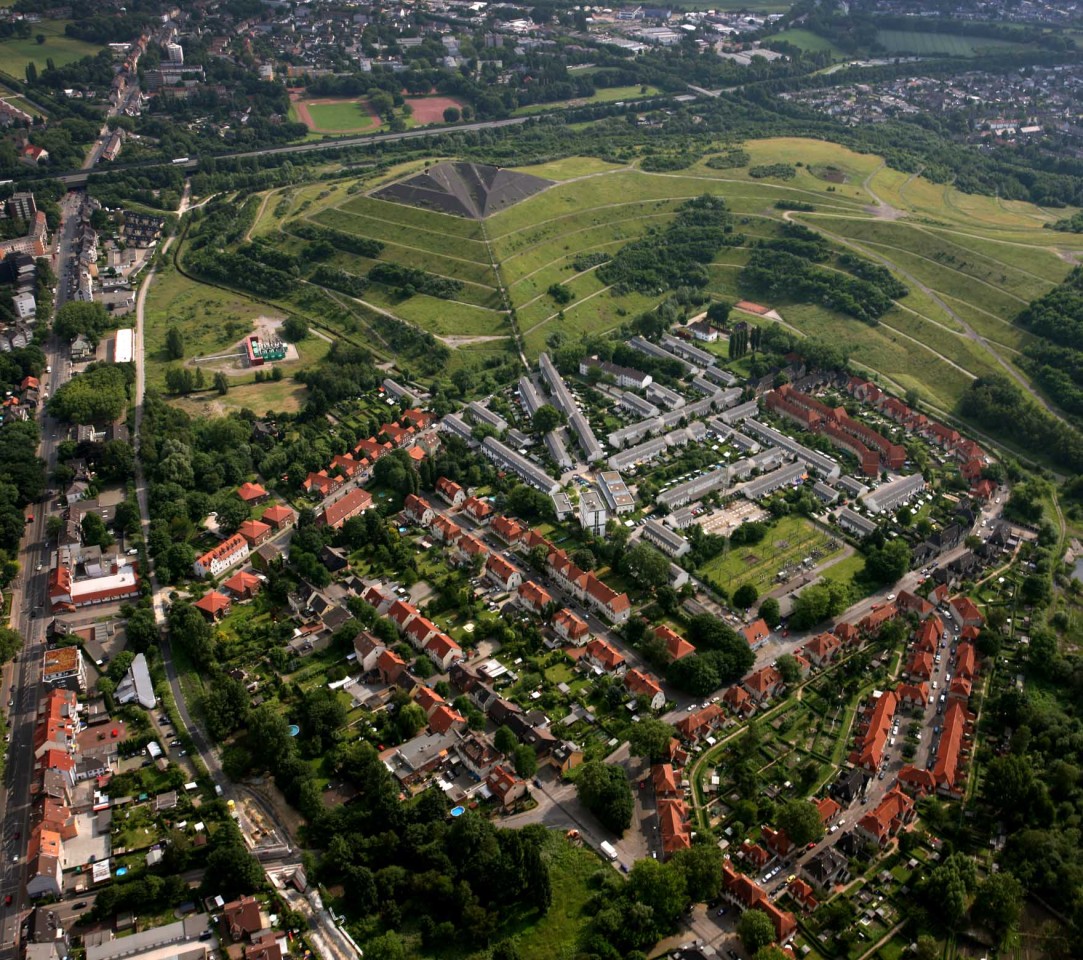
[553,607,590,645]
[676,704,724,742]
[855,787,915,846]
[319,488,373,529]
[849,690,897,771]
[899,700,972,798]
[523,528,631,623]
[654,624,695,661]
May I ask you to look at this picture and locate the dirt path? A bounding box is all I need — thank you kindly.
[436,334,510,347]
[246,190,274,242]
[861,162,907,220]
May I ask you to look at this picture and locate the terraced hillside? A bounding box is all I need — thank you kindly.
[239,139,1083,417]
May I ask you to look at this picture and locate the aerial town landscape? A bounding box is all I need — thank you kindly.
[0,0,1081,959]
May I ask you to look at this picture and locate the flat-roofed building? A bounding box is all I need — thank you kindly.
[597,471,635,514]
[579,489,607,536]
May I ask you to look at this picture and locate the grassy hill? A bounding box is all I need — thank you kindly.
[234,137,1083,418]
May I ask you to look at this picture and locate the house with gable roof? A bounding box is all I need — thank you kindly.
[625,668,664,710]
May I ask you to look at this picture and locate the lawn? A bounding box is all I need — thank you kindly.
[304,99,379,134]
[169,373,317,418]
[763,28,845,56]
[0,20,102,78]
[875,29,1024,56]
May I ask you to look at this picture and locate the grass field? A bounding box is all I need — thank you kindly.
[304,100,378,134]
[763,29,846,56]
[875,29,1024,56]
[514,84,664,116]
[0,20,102,78]
[239,136,1083,412]
[143,262,330,414]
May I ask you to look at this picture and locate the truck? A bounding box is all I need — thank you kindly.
[599,841,618,861]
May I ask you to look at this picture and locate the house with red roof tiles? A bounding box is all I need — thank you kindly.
[930,583,950,606]
[947,676,972,703]
[584,573,631,623]
[453,534,489,564]
[485,554,522,592]
[378,648,406,684]
[896,590,935,620]
[897,765,936,794]
[236,482,269,504]
[971,478,996,500]
[859,603,898,635]
[381,422,415,447]
[741,618,770,650]
[584,638,627,676]
[652,763,680,796]
[518,580,553,615]
[425,632,463,672]
[404,615,438,649]
[814,796,841,825]
[402,408,433,429]
[429,704,466,735]
[320,488,373,529]
[553,607,590,645]
[435,476,465,508]
[803,632,841,667]
[906,651,934,681]
[354,437,392,462]
[431,514,463,545]
[387,599,418,631]
[403,494,435,526]
[361,584,392,613]
[950,596,984,629]
[659,797,692,857]
[676,704,725,742]
[463,496,493,523]
[931,700,971,797]
[755,898,798,944]
[223,571,261,601]
[849,690,897,771]
[855,788,914,845]
[895,682,929,709]
[761,825,792,858]
[302,471,342,497]
[194,591,232,621]
[655,624,695,661]
[625,668,664,710]
[723,684,755,718]
[788,877,818,911]
[833,622,860,646]
[487,764,527,808]
[194,533,250,578]
[914,617,943,652]
[331,454,362,479]
[414,685,445,715]
[261,504,295,530]
[491,515,525,544]
[742,666,783,703]
[237,518,272,549]
[954,641,977,680]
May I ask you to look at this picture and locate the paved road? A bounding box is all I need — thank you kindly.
[0,191,85,955]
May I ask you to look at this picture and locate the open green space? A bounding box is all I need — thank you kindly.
[763,28,846,56]
[0,20,103,78]
[304,99,379,133]
[875,28,1025,56]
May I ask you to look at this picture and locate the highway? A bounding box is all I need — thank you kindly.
[53,116,534,187]
[0,191,85,956]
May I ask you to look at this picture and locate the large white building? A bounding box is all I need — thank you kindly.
[113,328,133,365]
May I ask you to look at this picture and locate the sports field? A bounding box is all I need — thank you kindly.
[405,95,466,123]
[239,136,1083,412]
[0,20,102,78]
[763,28,846,56]
[291,97,381,134]
[875,29,1024,56]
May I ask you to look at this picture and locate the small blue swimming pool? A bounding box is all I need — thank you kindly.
[116,867,128,877]
[450,806,465,817]
[288,724,300,737]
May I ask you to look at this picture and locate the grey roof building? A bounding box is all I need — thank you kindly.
[861,473,925,514]
[642,518,691,558]
[481,437,559,494]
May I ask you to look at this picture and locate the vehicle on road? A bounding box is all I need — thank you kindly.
[600,840,619,861]
[73,901,87,910]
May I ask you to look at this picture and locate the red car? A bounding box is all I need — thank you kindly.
[807,841,817,850]
[4,894,12,906]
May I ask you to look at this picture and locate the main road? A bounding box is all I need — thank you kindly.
[0,190,87,956]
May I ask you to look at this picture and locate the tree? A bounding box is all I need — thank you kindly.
[733,583,758,609]
[972,872,1023,945]
[575,761,634,834]
[126,608,159,654]
[281,316,309,342]
[512,744,537,778]
[862,538,911,586]
[494,725,518,755]
[621,542,669,590]
[48,364,130,424]
[165,326,185,360]
[0,626,22,664]
[396,702,427,740]
[671,844,722,904]
[531,404,563,434]
[54,301,110,344]
[775,653,801,685]
[754,948,790,960]
[774,799,824,847]
[443,106,461,123]
[213,372,229,395]
[737,909,776,953]
[759,596,781,627]
[628,718,677,762]
[81,512,114,548]
[628,858,688,930]
[706,300,732,327]
[200,829,264,899]
[203,675,250,741]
